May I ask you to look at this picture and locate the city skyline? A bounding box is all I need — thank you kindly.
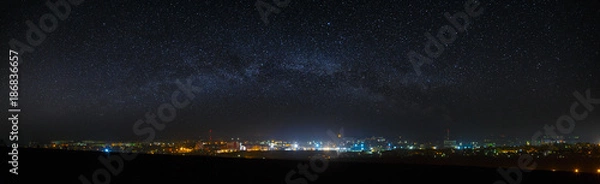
[11,127,597,146]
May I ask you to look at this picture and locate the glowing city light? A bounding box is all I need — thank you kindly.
[574,169,579,173]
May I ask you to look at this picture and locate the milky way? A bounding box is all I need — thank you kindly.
[2,0,599,142]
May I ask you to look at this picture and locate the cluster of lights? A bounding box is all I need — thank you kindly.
[553,168,600,173]
[573,168,600,173]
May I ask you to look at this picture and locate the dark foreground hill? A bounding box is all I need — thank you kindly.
[2,148,600,184]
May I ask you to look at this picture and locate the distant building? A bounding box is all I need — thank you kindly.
[443,140,457,149]
[537,135,581,145]
[482,138,496,148]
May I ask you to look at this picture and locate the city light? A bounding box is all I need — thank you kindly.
[36,136,600,162]
[597,169,600,174]
[574,169,579,173]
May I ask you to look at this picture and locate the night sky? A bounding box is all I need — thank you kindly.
[1,0,599,143]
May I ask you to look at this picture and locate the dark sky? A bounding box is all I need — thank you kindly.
[1,0,600,143]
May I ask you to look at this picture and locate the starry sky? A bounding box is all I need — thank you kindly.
[1,0,600,143]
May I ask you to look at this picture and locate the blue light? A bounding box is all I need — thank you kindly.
[104,148,110,153]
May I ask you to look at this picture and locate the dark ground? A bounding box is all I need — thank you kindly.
[2,148,600,184]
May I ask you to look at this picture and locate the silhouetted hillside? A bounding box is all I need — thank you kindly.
[2,148,600,184]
